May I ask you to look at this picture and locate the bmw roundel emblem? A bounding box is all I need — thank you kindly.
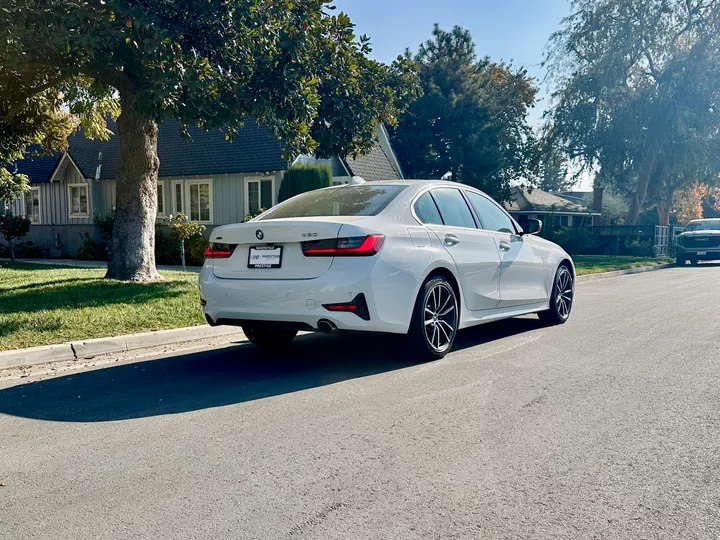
[255,230,264,240]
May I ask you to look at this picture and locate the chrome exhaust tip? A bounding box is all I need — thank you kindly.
[317,319,338,334]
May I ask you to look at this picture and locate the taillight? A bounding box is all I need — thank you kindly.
[204,242,237,259]
[302,235,385,257]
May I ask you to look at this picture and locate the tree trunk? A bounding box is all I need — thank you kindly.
[105,88,162,281]
[656,190,674,226]
[625,169,653,226]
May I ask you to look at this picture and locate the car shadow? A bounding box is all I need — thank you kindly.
[0,317,545,423]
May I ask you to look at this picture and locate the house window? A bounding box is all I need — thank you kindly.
[245,177,274,215]
[68,183,89,218]
[188,181,212,223]
[172,181,184,214]
[157,182,165,216]
[556,215,570,228]
[24,187,41,223]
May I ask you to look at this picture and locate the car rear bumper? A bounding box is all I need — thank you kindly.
[677,246,720,260]
[198,259,418,335]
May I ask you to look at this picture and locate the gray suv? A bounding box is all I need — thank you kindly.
[676,219,720,265]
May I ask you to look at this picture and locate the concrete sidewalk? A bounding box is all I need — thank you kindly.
[0,258,202,273]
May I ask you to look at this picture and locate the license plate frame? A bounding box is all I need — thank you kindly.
[697,251,707,256]
[247,245,283,269]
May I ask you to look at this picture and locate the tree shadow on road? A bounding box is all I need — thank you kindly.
[0,317,545,423]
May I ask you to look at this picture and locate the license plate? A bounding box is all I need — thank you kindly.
[248,245,282,268]
[697,251,707,256]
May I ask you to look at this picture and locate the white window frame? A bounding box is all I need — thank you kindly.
[156,180,166,218]
[171,180,185,215]
[23,186,42,224]
[67,183,90,218]
[244,176,276,216]
[186,179,213,224]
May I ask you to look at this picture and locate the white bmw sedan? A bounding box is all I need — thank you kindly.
[199,180,575,360]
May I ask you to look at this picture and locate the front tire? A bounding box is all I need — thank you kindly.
[538,264,574,325]
[243,327,297,349]
[407,276,459,361]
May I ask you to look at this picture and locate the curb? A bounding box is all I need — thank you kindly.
[577,263,674,283]
[0,325,246,372]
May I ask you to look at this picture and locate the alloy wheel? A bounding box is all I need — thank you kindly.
[423,282,457,353]
[555,266,574,319]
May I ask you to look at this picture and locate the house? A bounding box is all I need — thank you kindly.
[504,186,602,230]
[5,120,403,256]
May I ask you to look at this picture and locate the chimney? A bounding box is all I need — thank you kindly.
[592,187,604,226]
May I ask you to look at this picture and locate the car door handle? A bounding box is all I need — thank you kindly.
[444,234,460,246]
[498,241,511,251]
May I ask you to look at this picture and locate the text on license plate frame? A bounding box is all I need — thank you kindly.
[248,245,283,269]
[697,251,707,256]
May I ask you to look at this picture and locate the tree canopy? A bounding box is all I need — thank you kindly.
[546,0,720,225]
[2,1,418,280]
[390,25,538,203]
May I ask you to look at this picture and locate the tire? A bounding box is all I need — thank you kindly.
[538,264,574,326]
[690,258,699,266]
[243,327,297,349]
[676,256,686,266]
[407,276,459,361]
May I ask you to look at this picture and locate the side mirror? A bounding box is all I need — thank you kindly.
[523,218,542,236]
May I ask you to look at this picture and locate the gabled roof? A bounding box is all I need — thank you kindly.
[342,143,402,182]
[11,149,63,184]
[504,186,599,215]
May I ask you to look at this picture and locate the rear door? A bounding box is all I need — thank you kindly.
[416,189,502,311]
[464,190,548,307]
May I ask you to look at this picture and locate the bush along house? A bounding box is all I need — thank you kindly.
[3,121,404,259]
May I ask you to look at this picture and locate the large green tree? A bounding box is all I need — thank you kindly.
[546,0,720,225]
[2,1,417,280]
[391,25,537,203]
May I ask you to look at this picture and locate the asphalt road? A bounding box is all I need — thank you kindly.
[1,265,720,539]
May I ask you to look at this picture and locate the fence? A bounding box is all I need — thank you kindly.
[654,225,684,257]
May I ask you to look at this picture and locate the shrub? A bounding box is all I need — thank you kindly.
[75,232,107,261]
[540,226,599,255]
[0,211,31,261]
[625,238,655,257]
[278,164,331,202]
[155,226,181,265]
[243,208,266,222]
[162,213,206,270]
[185,236,209,266]
[95,211,115,244]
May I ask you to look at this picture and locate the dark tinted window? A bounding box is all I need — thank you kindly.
[685,220,720,231]
[465,191,516,233]
[431,189,477,229]
[258,185,406,220]
[414,192,444,225]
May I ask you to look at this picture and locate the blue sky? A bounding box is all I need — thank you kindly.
[333,0,572,127]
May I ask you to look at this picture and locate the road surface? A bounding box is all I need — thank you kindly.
[1,265,719,539]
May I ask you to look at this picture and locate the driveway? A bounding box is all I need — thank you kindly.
[1,265,719,539]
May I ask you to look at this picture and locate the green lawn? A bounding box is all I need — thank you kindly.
[0,262,204,351]
[573,255,672,276]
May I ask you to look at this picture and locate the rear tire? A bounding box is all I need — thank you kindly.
[243,327,297,349]
[690,258,699,266]
[407,276,459,361]
[538,264,574,326]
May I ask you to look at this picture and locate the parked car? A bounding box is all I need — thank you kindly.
[199,180,575,360]
[676,218,720,266]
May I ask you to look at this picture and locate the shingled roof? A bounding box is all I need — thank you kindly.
[342,143,401,182]
[14,118,289,183]
[504,186,599,215]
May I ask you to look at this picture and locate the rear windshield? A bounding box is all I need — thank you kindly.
[257,185,407,220]
[685,220,720,232]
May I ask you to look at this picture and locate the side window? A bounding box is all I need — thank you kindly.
[414,192,444,225]
[430,189,477,229]
[466,191,516,234]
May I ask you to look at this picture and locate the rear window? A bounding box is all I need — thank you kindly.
[257,185,407,220]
